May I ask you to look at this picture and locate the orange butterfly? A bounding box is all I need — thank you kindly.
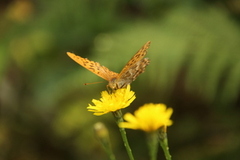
[67,41,150,89]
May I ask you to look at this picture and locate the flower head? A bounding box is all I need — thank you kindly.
[119,103,173,132]
[87,85,136,116]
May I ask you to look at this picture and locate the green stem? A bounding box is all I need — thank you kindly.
[147,132,158,160]
[100,134,116,160]
[94,122,116,160]
[158,128,172,160]
[113,110,135,160]
[102,138,116,160]
[103,144,116,160]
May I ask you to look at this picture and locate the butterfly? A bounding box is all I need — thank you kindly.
[67,41,150,90]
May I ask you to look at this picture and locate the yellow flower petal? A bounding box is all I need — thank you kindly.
[87,85,136,116]
[119,103,173,132]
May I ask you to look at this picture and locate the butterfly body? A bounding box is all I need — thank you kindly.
[67,41,151,90]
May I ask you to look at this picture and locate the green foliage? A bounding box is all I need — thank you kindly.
[1,0,240,160]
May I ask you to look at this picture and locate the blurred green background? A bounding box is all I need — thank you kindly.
[1,0,240,159]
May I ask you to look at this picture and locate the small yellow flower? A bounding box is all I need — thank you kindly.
[87,85,136,116]
[119,103,173,132]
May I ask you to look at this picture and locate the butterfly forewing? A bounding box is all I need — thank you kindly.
[67,52,118,81]
[107,41,151,89]
[118,41,151,79]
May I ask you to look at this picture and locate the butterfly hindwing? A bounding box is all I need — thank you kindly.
[113,58,150,88]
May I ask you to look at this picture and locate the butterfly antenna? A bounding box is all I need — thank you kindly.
[84,82,104,86]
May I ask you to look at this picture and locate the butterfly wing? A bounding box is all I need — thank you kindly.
[118,41,151,77]
[108,41,151,89]
[120,58,150,82]
[119,41,150,81]
[67,52,118,81]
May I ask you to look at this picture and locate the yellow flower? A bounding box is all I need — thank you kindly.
[119,103,173,132]
[87,85,136,116]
